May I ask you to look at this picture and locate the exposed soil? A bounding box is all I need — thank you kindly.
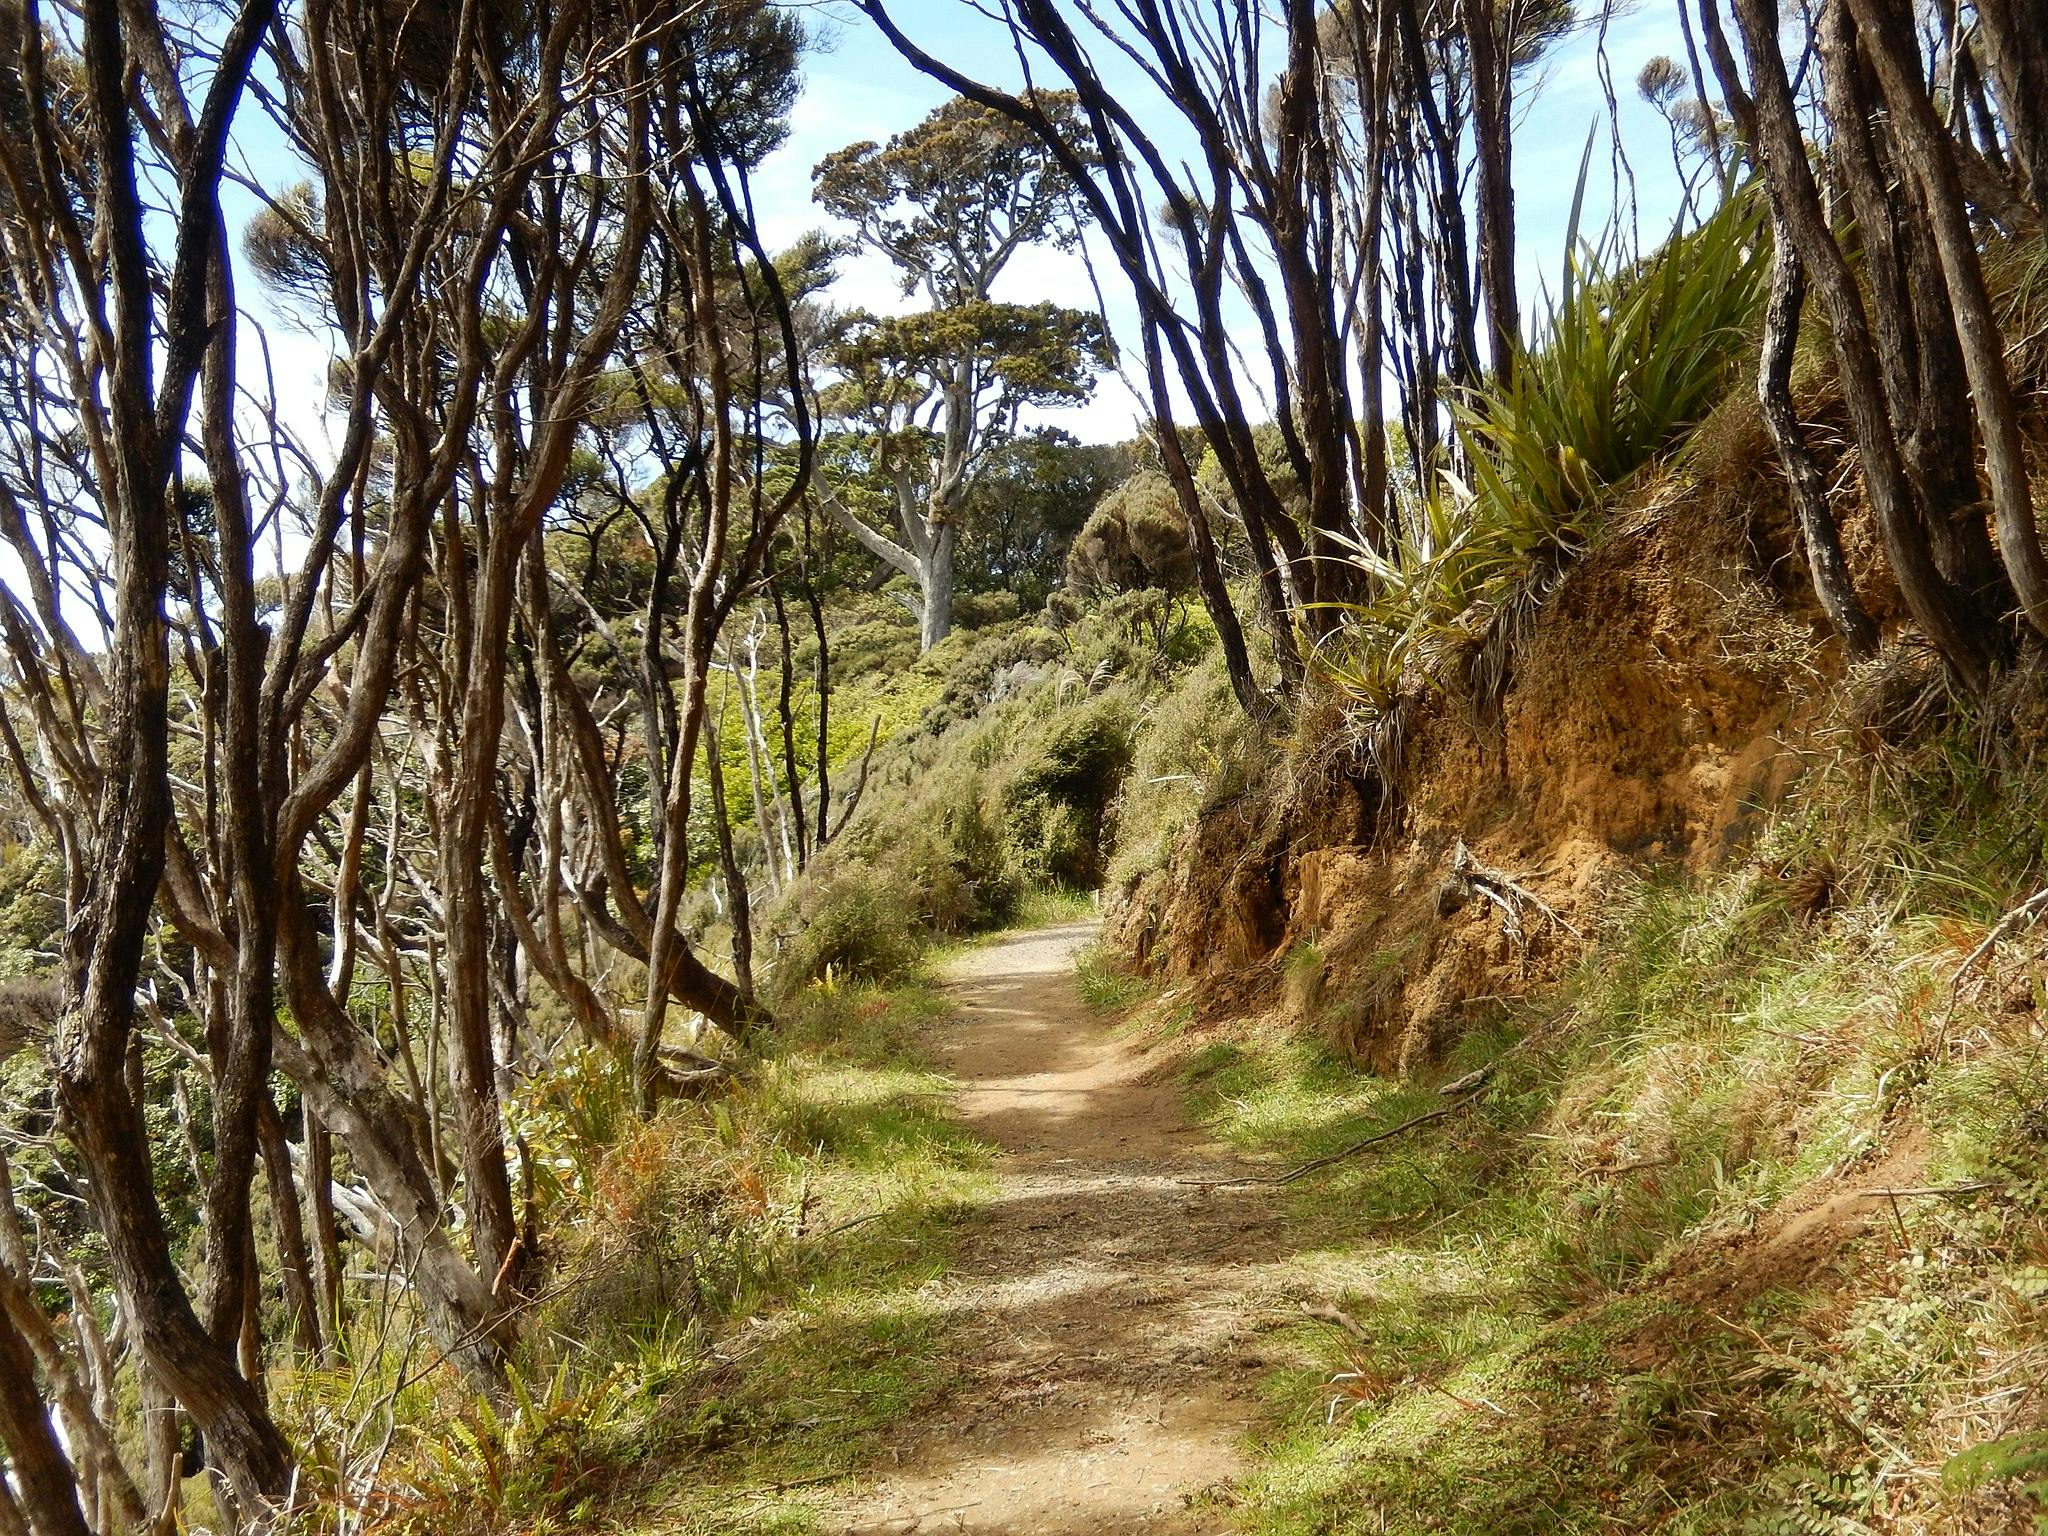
[1109,485,1825,1073]
[832,921,1292,1535]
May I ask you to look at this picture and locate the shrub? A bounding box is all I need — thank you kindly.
[1001,697,1134,888]
[1104,654,1252,892]
[773,864,922,989]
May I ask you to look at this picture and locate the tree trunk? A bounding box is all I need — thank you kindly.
[274,890,513,1390]
[919,513,957,649]
[1974,0,2048,214]
[438,534,525,1293]
[1723,0,1993,688]
[257,1098,322,1357]
[1463,0,1519,386]
[1817,0,2005,615]
[305,1114,342,1356]
[1843,0,2048,641]
[1757,235,1879,656]
[703,705,757,998]
[0,1306,89,1536]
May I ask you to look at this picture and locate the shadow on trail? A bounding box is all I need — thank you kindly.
[829,921,1310,1536]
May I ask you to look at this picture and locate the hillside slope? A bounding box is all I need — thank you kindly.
[1079,430,2048,1531]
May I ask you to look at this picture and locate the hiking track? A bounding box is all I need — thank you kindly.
[833,921,1293,1536]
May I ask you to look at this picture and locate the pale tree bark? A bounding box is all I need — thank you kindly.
[1755,233,1879,656]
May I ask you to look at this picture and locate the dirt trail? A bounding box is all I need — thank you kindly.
[833,922,1292,1536]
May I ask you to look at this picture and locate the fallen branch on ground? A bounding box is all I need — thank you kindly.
[1858,1181,2001,1199]
[1940,885,2048,1039]
[1299,1299,1374,1345]
[1179,1095,1478,1188]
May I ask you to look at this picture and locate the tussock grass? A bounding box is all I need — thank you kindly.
[1075,941,1154,1014]
[285,977,994,1536]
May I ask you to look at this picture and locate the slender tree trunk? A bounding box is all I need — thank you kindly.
[305,1115,341,1355]
[769,580,809,872]
[1973,0,2048,213]
[1818,0,2004,611]
[1463,0,1519,386]
[1141,324,1264,718]
[1843,0,2048,640]
[703,703,756,997]
[257,1098,322,1357]
[439,534,525,1292]
[1722,0,1993,688]
[1757,235,1879,656]
[803,558,833,851]
[0,1307,88,1536]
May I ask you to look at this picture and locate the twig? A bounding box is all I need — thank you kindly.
[806,1211,885,1240]
[1180,1097,1473,1188]
[1299,1299,1374,1345]
[1941,885,2048,1039]
[1589,1154,1675,1178]
[1436,1027,1547,1096]
[1858,1181,2000,1199]
[745,1470,851,1497]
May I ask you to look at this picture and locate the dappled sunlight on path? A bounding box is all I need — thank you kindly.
[831,923,1299,1536]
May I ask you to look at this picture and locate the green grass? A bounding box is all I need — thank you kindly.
[1187,736,2048,1534]
[289,973,998,1536]
[619,979,997,1534]
[1013,885,1099,927]
[1076,941,1154,1013]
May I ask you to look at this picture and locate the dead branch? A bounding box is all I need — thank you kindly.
[1941,885,2048,1037]
[1442,840,1584,943]
[1180,1095,1477,1189]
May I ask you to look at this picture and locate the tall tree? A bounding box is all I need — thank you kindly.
[815,94,1106,648]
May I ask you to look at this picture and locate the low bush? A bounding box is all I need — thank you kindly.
[1104,653,1254,893]
[1001,695,1134,888]
[772,864,923,989]
[1318,180,1769,721]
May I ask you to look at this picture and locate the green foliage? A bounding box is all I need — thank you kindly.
[1000,696,1134,888]
[294,979,988,1536]
[824,301,1109,422]
[957,430,1131,608]
[1203,730,2048,1533]
[1463,181,1769,536]
[1317,183,1769,719]
[773,867,923,988]
[1103,652,1253,894]
[812,91,1093,306]
[375,1361,666,1535]
[0,844,62,974]
[1944,1432,2048,1526]
[1075,944,1152,1013]
[767,601,1214,994]
[1064,470,1197,597]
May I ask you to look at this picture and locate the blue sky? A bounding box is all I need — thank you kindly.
[740,0,1703,441]
[224,0,1706,454]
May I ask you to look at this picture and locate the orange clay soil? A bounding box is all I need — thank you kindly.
[831,921,1296,1536]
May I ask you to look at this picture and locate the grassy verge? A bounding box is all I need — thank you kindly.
[290,972,995,1536]
[1157,737,2048,1533]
